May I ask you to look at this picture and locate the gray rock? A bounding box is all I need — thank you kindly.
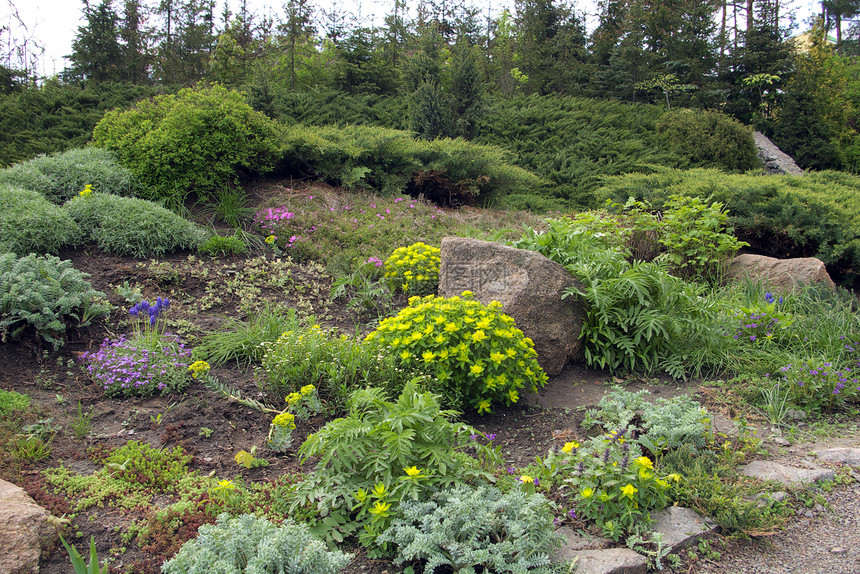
[726,254,836,292]
[750,491,787,507]
[0,479,57,574]
[740,460,835,487]
[552,527,613,563]
[785,409,807,421]
[753,131,804,175]
[773,437,790,447]
[563,548,648,574]
[814,447,860,467]
[831,547,848,555]
[438,237,586,375]
[651,506,718,552]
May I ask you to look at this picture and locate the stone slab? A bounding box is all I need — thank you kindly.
[563,548,648,574]
[813,448,860,467]
[552,526,613,563]
[651,506,718,552]
[740,460,835,487]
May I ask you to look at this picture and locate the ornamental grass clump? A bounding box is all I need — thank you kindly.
[0,186,83,254]
[365,292,548,413]
[79,298,192,398]
[384,241,441,295]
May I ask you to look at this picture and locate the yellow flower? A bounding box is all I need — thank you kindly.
[635,456,653,469]
[639,468,652,480]
[470,363,485,376]
[286,392,302,405]
[508,389,519,403]
[445,322,459,333]
[400,350,412,360]
[561,441,580,453]
[354,488,368,502]
[213,479,235,493]
[272,412,296,429]
[422,350,436,362]
[472,330,487,343]
[188,360,210,378]
[300,384,315,396]
[79,184,93,197]
[369,501,391,516]
[667,473,682,483]
[265,235,277,244]
[581,487,594,499]
[372,483,387,497]
[490,351,506,365]
[621,484,638,499]
[519,475,533,484]
[477,399,492,414]
[403,466,425,478]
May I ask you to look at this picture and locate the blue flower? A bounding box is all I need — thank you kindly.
[764,292,775,304]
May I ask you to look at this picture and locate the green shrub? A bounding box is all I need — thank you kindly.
[260,323,411,406]
[656,108,760,172]
[365,292,549,413]
[0,389,29,417]
[378,485,564,574]
[0,253,110,348]
[278,123,541,205]
[65,193,206,258]
[162,513,352,574]
[596,167,860,282]
[513,219,722,377]
[92,85,281,207]
[0,186,82,254]
[198,233,248,257]
[0,147,140,204]
[384,241,440,295]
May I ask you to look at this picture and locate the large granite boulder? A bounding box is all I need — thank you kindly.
[753,131,804,175]
[726,254,835,292]
[0,479,57,574]
[438,237,586,375]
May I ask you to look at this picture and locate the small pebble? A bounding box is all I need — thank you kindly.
[773,437,790,446]
[830,547,848,555]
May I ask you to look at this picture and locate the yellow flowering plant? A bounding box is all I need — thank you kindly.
[365,292,548,413]
[384,242,441,295]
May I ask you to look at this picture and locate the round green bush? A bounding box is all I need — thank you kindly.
[0,186,82,254]
[91,85,281,207]
[0,147,141,204]
[657,108,759,172]
[65,192,206,258]
[384,241,441,295]
[365,292,549,413]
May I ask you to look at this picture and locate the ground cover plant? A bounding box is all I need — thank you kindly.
[0,173,858,574]
[0,186,83,254]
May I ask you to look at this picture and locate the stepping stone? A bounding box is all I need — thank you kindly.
[552,526,612,562]
[813,448,860,467]
[565,548,648,574]
[650,506,718,552]
[740,460,834,487]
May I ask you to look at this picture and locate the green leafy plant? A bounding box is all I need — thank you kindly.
[198,232,248,257]
[774,356,860,413]
[384,241,441,295]
[0,253,111,348]
[378,484,565,574]
[656,108,759,172]
[59,534,108,574]
[297,382,499,544]
[514,218,721,377]
[69,401,94,440]
[0,389,30,417]
[99,440,192,491]
[92,85,280,207]
[234,446,269,469]
[329,260,396,321]
[112,280,143,304]
[0,186,83,254]
[365,292,548,413]
[161,513,352,574]
[261,322,410,406]
[64,192,206,258]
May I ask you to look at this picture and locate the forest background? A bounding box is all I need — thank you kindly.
[2,0,860,187]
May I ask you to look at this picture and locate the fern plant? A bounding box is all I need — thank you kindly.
[378,484,565,574]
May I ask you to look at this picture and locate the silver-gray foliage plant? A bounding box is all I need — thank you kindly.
[378,484,566,574]
[161,513,352,574]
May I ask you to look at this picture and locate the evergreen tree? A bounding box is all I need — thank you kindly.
[67,0,124,83]
[450,41,483,138]
[279,0,315,90]
[119,0,151,83]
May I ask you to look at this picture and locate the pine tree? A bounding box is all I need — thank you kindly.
[67,0,124,83]
[450,42,483,138]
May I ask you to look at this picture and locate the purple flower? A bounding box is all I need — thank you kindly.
[506,467,516,474]
[765,292,775,304]
[568,509,577,519]
[487,433,497,441]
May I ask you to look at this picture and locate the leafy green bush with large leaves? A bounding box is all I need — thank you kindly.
[92,85,280,208]
[65,193,206,258]
[513,218,721,377]
[0,186,82,254]
[0,147,140,204]
[596,167,860,282]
